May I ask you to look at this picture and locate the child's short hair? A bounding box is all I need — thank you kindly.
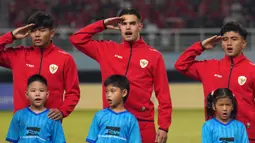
[27,74,48,87]
[104,74,130,102]
[27,11,54,30]
[206,88,237,120]
[220,21,247,40]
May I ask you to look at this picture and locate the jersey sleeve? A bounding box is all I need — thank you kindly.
[128,116,142,143]
[0,32,21,69]
[86,113,100,143]
[239,123,249,143]
[174,42,208,81]
[201,123,213,143]
[51,120,66,143]
[6,113,20,143]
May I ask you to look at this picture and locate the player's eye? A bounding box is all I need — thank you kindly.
[130,22,136,25]
[39,28,46,32]
[121,22,127,25]
[222,38,228,41]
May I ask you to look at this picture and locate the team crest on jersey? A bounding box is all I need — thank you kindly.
[238,76,247,86]
[49,64,58,74]
[140,59,148,68]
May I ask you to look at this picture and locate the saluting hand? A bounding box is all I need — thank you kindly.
[103,17,124,30]
[201,35,222,50]
[11,24,35,40]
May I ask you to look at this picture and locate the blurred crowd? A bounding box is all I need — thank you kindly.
[8,0,255,29]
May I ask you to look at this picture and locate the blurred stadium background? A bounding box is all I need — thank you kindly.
[1,0,255,142]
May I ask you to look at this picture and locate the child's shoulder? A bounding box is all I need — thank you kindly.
[125,110,137,118]
[14,108,28,116]
[203,118,215,126]
[93,108,111,116]
[231,119,246,127]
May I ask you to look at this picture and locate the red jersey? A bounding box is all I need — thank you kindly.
[0,32,80,117]
[175,42,255,139]
[70,20,172,131]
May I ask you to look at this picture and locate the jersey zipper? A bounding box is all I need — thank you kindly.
[227,59,234,88]
[124,43,133,76]
[38,48,44,74]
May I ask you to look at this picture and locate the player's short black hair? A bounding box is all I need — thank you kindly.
[27,11,54,30]
[27,74,47,87]
[118,8,142,21]
[206,88,237,120]
[104,74,130,102]
[220,21,247,40]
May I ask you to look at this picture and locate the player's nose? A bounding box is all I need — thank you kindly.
[126,24,131,30]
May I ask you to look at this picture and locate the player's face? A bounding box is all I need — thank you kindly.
[213,97,233,123]
[26,81,49,108]
[105,85,126,109]
[118,14,142,42]
[30,27,54,48]
[221,31,246,57]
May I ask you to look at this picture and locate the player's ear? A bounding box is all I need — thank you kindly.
[46,91,50,99]
[50,28,55,39]
[242,39,246,49]
[212,103,216,111]
[122,89,127,98]
[138,22,143,32]
[25,91,29,99]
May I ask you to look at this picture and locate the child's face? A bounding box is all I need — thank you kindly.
[26,81,49,108]
[213,97,233,122]
[105,84,127,108]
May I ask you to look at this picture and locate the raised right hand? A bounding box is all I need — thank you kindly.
[11,24,35,40]
[201,35,222,50]
[103,17,124,30]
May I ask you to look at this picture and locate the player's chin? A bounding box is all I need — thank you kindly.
[33,43,44,47]
[32,103,43,108]
[124,37,136,42]
[225,53,239,57]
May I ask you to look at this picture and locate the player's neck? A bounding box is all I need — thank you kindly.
[110,104,126,113]
[215,116,231,124]
[126,36,140,45]
[29,105,47,114]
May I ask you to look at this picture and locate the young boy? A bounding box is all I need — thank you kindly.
[6,74,66,143]
[86,74,142,143]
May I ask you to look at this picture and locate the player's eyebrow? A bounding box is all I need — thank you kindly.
[122,21,137,24]
[223,36,239,39]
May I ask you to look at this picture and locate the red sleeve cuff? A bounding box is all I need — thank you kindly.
[58,108,68,117]
[159,127,169,133]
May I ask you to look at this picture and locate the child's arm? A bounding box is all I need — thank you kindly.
[128,117,142,143]
[86,113,100,143]
[51,120,66,143]
[201,123,212,143]
[5,113,19,143]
